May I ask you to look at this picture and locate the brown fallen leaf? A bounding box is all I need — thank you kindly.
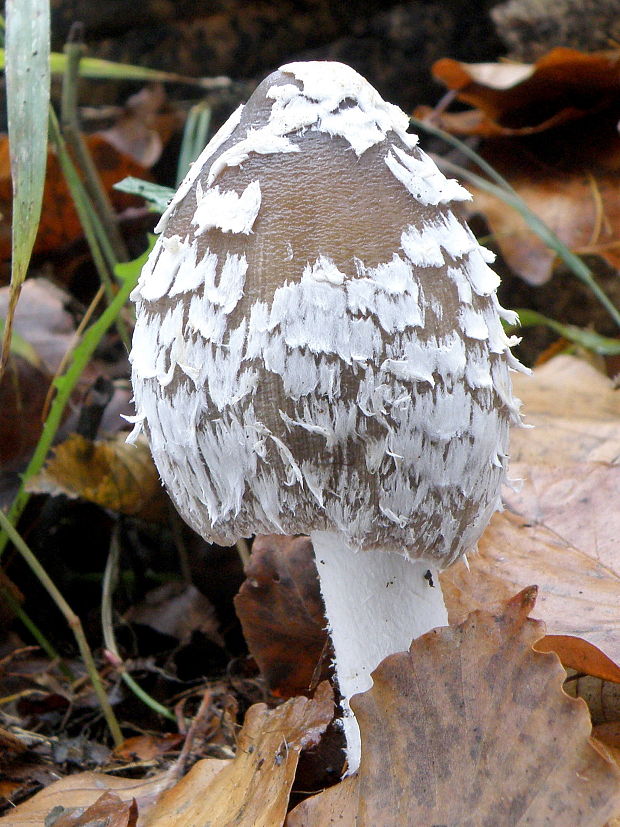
[288,590,620,826]
[509,355,620,465]
[464,155,620,285]
[26,433,168,521]
[234,535,330,698]
[442,462,620,680]
[420,48,620,284]
[0,771,168,825]
[112,734,183,763]
[125,582,224,648]
[568,677,620,726]
[0,130,152,270]
[50,791,138,827]
[431,48,620,137]
[143,682,334,827]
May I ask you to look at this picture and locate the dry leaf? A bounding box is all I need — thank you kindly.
[0,279,78,472]
[442,485,620,682]
[0,280,77,376]
[27,433,168,521]
[112,734,183,763]
[594,722,620,752]
[288,590,620,826]
[50,791,138,827]
[99,86,168,169]
[567,676,620,726]
[464,157,620,285]
[431,48,620,136]
[144,682,334,827]
[0,771,168,825]
[424,48,620,284]
[125,582,223,648]
[234,535,330,697]
[510,355,620,465]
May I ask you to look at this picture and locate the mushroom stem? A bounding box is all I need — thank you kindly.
[311,530,448,774]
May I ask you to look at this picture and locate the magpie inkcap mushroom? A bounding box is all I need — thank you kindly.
[128,61,526,772]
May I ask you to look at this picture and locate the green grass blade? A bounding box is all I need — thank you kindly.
[0,242,153,558]
[176,102,212,187]
[514,309,620,355]
[1,0,50,374]
[114,177,175,213]
[0,47,230,87]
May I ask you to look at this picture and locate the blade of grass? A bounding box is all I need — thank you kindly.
[0,510,123,745]
[411,117,620,330]
[0,242,153,558]
[0,47,231,87]
[47,109,131,350]
[512,309,620,355]
[409,115,519,196]
[61,32,129,264]
[114,177,175,213]
[176,102,212,187]
[0,0,50,378]
[102,527,177,723]
[0,583,72,678]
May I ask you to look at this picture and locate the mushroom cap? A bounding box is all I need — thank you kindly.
[129,61,524,564]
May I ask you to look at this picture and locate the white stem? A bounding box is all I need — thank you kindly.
[311,529,448,774]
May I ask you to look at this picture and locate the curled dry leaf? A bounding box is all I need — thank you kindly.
[443,356,620,681]
[26,433,169,521]
[234,535,330,698]
[0,771,168,825]
[423,48,620,284]
[287,590,620,826]
[431,48,620,136]
[49,791,138,827]
[568,679,620,727]
[143,682,334,827]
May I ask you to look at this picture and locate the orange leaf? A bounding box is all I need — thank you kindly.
[432,48,620,134]
[0,133,151,267]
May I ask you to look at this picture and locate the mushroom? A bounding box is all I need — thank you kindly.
[128,61,526,773]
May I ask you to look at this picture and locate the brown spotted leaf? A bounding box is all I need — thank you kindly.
[234,535,330,697]
[288,591,620,826]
